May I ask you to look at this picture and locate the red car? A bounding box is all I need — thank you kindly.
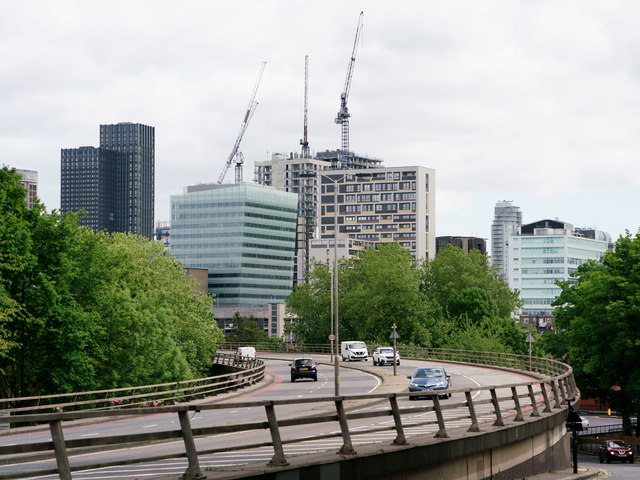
[598,440,635,464]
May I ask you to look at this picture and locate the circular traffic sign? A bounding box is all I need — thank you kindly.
[328,334,336,341]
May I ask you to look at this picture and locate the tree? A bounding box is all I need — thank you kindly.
[0,166,224,396]
[339,243,435,345]
[554,231,640,434]
[228,312,269,344]
[288,244,437,345]
[421,246,524,352]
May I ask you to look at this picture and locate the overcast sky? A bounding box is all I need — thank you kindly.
[2,1,639,242]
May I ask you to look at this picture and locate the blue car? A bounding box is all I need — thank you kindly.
[407,366,452,400]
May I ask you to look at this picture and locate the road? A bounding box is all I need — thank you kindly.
[0,354,551,479]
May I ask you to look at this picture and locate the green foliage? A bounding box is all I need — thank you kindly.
[422,245,524,352]
[0,166,224,396]
[227,312,270,344]
[287,242,522,354]
[554,231,640,423]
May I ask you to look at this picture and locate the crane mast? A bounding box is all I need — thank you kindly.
[300,55,310,158]
[217,61,266,184]
[335,11,363,167]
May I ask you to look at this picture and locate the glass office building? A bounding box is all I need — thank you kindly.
[170,183,298,307]
[508,219,612,316]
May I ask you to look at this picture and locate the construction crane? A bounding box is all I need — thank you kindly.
[300,55,310,158]
[217,61,266,184]
[335,11,363,167]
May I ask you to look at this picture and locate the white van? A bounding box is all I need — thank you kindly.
[341,341,368,362]
[236,346,256,359]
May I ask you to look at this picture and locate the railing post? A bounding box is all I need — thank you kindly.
[50,419,72,480]
[490,388,505,426]
[335,399,356,455]
[388,395,407,445]
[551,380,562,409]
[465,390,480,432]
[511,386,524,421]
[558,378,568,405]
[432,396,448,438]
[527,384,541,417]
[178,410,205,479]
[265,403,289,465]
[540,382,552,413]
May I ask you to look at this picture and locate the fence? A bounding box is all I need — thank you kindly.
[0,348,577,480]
[0,353,264,417]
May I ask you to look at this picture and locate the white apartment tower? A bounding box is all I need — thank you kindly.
[491,201,522,282]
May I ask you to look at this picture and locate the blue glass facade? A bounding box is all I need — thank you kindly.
[170,183,298,307]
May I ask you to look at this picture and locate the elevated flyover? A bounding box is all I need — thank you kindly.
[0,348,578,480]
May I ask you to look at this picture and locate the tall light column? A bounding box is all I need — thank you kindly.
[332,176,340,397]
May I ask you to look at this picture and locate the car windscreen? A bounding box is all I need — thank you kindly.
[379,348,393,353]
[415,368,443,378]
[349,342,366,349]
[295,359,313,366]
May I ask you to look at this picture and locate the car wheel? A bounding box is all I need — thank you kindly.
[630,458,634,464]
[599,455,603,464]
[291,376,295,382]
[409,395,416,401]
[397,361,400,366]
[313,375,317,381]
[373,359,377,366]
[606,457,611,464]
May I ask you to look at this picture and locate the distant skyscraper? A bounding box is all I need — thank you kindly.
[15,169,38,209]
[491,201,522,282]
[61,123,155,238]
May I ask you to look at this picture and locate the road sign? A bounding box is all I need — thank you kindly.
[328,334,336,341]
[389,330,399,339]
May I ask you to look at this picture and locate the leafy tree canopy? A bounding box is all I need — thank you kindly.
[0,166,224,397]
[554,231,640,427]
[288,242,523,354]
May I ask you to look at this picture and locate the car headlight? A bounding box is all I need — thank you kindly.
[409,382,419,388]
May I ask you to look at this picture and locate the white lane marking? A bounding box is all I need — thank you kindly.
[81,433,100,437]
[142,424,157,428]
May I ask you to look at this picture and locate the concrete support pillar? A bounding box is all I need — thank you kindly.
[265,403,288,466]
[389,395,407,445]
[335,399,356,455]
[178,410,205,480]
[528,384,541,417]
[50,419,71,480]
[465,390,480,432]
[490,388,505,426]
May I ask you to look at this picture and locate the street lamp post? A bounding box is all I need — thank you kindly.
[299,171,370,397]
[20,283,37,398]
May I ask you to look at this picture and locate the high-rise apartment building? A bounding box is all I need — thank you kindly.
[254,151,383,283]
[15,169,38,209]
[491,201,522,282]
[313,166,436,260]
[61,122,155,238]
[170,183,298,308]
[508,219,612,318]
